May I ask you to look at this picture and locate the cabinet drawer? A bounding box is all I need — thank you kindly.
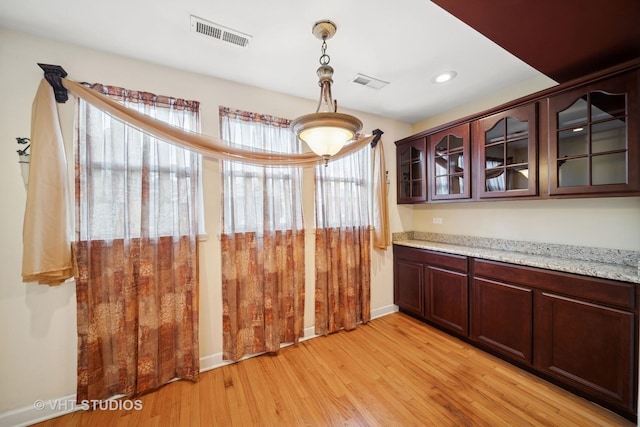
[394,245,468,272]
[472,258,635,309]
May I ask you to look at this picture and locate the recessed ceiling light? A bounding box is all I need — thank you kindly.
[432,71,457,84]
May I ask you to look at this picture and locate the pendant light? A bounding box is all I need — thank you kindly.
[291,20,363,163]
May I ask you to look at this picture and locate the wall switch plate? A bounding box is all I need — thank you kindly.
[433,217,443,224]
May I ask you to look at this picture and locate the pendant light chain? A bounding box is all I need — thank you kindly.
[319,38,330,66]
[290,19,363,162]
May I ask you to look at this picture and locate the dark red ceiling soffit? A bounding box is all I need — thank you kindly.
[432,0,640,83]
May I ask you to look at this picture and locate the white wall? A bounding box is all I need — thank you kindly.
[413,198,640,250]
[0,28,413,415]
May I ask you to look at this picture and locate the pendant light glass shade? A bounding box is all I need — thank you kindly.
[291,20,362,161]
[292,113,362,157]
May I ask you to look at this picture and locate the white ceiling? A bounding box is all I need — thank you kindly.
[0,0,556,124]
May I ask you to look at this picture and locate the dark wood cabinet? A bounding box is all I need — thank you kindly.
[393,245,469,336]
[472,257,637,418]
[393,258,424,317]
[393,246,638,419]
[426,266,468,335]
[424,253,468,335]
[535,292,635,413]
[548,70,640,196]
[471,277,533,365]
[428,123,472,200]
[474,104,538,198]
[395,136,427,203]
[394,60,640,204]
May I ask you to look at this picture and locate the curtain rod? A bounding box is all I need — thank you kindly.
[37,64,387,150]
[38,63,68,103]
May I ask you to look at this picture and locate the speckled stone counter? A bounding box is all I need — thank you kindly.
[392,232,640,284]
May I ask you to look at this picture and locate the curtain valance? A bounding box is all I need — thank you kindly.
[23,78,390,285]
[62,79,375,167]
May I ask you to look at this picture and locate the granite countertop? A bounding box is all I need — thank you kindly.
[393,232,640,284]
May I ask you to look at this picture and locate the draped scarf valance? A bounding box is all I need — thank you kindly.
[22,78,391,285]
[62,79,375,166]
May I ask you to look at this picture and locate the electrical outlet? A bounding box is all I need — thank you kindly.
[433,217,443,224]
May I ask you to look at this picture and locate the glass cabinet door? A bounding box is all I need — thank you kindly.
[548,71,639,195]
[474,104,538,198]
[428,123,471,200]
[396,137,427,203]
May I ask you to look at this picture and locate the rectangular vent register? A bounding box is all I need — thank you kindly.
[190,15,252,47]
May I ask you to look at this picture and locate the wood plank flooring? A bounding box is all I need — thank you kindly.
[34,313,634,426]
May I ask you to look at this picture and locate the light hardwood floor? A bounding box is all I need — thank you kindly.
[35,313,634,426]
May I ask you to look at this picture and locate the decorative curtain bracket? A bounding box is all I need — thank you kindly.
[38,63,68,103]
[370,129,384,148]
[16,137,31,187]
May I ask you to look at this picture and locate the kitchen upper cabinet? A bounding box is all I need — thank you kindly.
[474,104,538,198]
[396,136,427,203]
[548,70,640,196]
[428,123,471,200]
[394,61,640,204]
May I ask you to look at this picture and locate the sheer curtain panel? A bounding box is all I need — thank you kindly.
[315,143,371,335]
[26,81,390,288]
[75,84,201,401]
[220,107,305,361]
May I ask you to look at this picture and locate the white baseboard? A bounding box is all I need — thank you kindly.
[0,307,398,427]
[0,394,79,427]
[371,304,399,320]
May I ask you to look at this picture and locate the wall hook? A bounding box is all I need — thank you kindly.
[16,137,30,186]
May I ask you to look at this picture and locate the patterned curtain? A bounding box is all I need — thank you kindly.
[74,84,201,401]
[220,107,305,361]
[315,143,371,335]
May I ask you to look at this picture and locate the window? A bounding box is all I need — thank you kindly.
[315,145,371,229]
[220,107,303,234]
[76,85,203,241]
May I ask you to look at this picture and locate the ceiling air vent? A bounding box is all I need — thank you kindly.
[190,15,251,48]
[352,73,389,90]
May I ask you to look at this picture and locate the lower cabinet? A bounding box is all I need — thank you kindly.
[393,245,468,337]
[471,277,533,365]
[392,244,638,419]
[426,266,468,335]
[535,292,635,413]
[393,258,424,317]
[472,257,637,417]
